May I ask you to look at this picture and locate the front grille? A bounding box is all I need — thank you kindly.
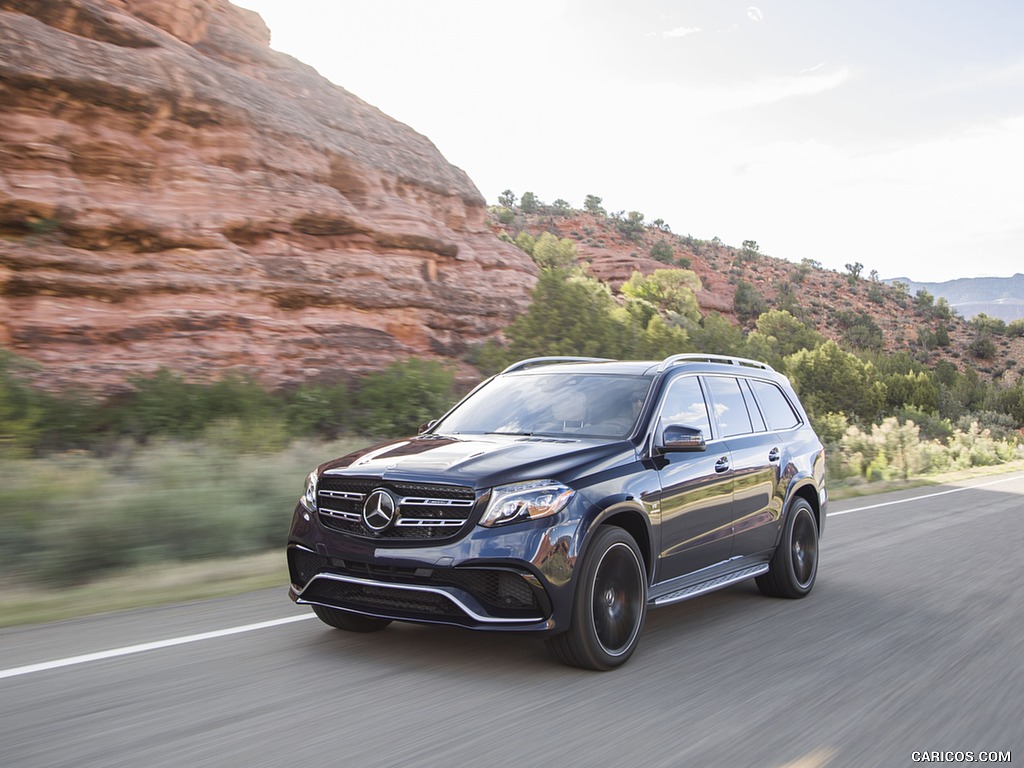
[317,476,477,541]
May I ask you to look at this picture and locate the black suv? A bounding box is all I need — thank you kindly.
[287,355,827,670]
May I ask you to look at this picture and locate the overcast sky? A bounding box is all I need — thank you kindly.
[236,0,1023,283]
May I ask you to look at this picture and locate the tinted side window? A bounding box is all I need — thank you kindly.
[660,376,712,438]
[705,376,753,437]
[749,379,801,431]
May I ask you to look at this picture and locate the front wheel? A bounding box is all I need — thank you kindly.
[757,497,819,598]
[546,526,647,670]
[312,605,392,632]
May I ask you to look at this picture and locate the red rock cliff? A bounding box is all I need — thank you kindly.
[0,0,536,389]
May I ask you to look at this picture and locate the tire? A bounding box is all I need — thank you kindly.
[546,526,647,670]
[756,497,818,598]
[312,604,392,633]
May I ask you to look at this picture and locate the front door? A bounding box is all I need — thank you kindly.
[648,374,734,581]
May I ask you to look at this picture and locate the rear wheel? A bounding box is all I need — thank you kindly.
[312,605,392,632]
[546,526,647,670]
[756,497,818,598]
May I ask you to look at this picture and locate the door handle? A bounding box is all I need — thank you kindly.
[768,447,781,462]
[715,456,730,473]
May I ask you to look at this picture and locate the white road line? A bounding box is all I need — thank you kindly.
[0,613,316,681]
[827,473,1024,517]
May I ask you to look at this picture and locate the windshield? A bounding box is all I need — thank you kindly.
[436,372,653,439]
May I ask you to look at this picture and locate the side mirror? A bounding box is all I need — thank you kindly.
[657,424,707,453]
[418,419,439,434]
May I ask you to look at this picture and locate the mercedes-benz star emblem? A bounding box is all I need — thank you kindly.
[363,489,397,532]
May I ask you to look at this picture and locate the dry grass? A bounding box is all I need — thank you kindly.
[0,552,287,627]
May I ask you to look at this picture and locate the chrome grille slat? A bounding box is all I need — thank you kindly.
[396,518,464,527]
[321,490,365,501]
[399,497,474,508]
[319,507,361,521]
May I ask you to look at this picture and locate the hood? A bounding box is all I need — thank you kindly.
[320,433,636,489]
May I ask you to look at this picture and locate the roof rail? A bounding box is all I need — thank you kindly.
[657,354,774,373]
[500,356,614,374]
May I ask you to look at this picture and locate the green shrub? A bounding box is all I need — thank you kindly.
[970,333,997,359]
[2,351,460,455]
[583,195,605,215]
[353,359,457,436]
[834,310,884,351]
[531,232,577,269]
[621,269,702,321]
[0,350,45,455]
[281,381,351,439]
[811,412,850,447]
[612,211,646,241]
[650,240,674,263]
[971,313,1006,336]
[733,280,767,324]
[827,415,1022,487]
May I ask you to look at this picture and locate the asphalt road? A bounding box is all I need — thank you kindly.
[2,473,1022,768]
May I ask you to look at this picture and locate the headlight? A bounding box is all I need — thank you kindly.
[300,470,318,513]
[479,480,575,528]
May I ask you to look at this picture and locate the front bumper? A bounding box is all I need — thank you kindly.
[287,503,581,633]
[288,544,555,630]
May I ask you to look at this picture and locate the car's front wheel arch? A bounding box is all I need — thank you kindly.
[575,500,653,584]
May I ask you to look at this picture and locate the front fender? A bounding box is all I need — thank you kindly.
[569,493,655,584]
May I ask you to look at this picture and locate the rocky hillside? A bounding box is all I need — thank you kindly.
[0,0,536,391]
[491,207,1024,380]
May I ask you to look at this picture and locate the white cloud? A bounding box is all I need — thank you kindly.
[660,26,702,38]
[747,7,764,22]
[646,66,852,114]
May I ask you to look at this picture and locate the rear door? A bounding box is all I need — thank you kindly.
[728,377,802,556]
[702,375,776,559]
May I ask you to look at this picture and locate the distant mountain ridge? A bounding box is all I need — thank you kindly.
[884,274,1024,322]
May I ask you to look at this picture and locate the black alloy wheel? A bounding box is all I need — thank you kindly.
[546,526,647,670]
[756,497,819,598]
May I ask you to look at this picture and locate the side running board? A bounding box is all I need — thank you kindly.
[651,563,769,607]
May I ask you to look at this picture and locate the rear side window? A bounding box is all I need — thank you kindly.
[749,379,801,431]
[705,376,753,438]
[741,380,767,432]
